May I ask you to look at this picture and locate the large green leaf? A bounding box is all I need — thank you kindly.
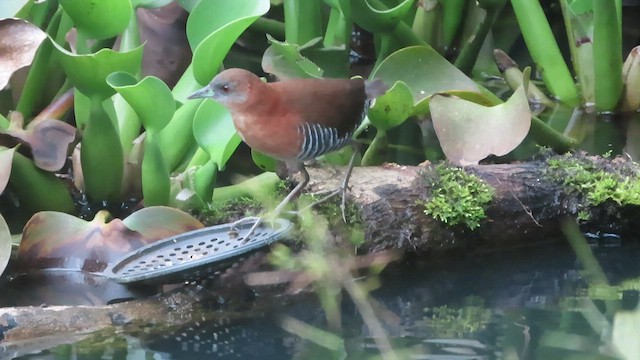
[81,96,124,202]
[348,0,414,33]
[52,40,144,99]
[59,0,132,40]
[430,85,531,165]
[371,46,480,105]
[188,0,270,84]
[9,151,75,213]
[142,134,171,206]
[367,80,414,132]
[192,100,242,170]
[107,72,175,133]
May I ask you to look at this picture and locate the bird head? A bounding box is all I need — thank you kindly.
[188,68,263,109]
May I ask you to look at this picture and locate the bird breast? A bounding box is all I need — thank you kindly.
[231,112,302,160]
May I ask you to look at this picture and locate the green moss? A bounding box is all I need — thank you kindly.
[546,155,640,207]
[199,196,263,225]
[421,164,494,230]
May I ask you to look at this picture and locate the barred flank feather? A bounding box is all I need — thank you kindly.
[297,122,354,160]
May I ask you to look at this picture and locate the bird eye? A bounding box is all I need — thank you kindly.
[221,84,230,93]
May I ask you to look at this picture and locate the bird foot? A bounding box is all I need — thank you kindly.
[300,186,350,222]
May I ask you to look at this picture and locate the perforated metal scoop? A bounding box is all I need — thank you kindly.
[103,218,292,285]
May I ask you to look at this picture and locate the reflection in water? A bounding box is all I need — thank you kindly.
[10,237,640,359]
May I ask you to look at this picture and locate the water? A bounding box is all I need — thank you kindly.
[6,237,640,360]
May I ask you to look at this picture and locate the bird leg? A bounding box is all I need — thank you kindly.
[298,142,360,222]
[234,164,310,244]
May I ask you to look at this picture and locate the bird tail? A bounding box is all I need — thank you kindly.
[364,79,389,100]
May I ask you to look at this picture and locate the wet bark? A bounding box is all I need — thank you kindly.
[305,159,639,253]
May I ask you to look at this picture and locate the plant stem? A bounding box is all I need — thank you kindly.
[593,0,623,112]
[249,17,286,40]
[284,0,323,45]
[510,0,579,105]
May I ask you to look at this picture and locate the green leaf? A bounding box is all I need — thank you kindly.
[367,80,413,132]
[430,85,531,165]
[59,0,133,40]
[188,0,270,84]
[81,96,124,202]
[194,159,218,204]
[262,34,324,79]
[0,214,11,277]
[142,134,170,206]
[9,151,75,213]
[349,0,414,33]
[107,72,175,133]
[252,149,277,172]
[371,46,480,105]
[52,40,144,99]
[192,100,242,170]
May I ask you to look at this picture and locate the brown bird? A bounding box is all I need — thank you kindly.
[189,68,386,238]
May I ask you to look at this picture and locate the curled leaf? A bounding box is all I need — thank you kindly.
[430,85,531,165]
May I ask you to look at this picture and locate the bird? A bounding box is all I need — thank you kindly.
[188,68,387,240]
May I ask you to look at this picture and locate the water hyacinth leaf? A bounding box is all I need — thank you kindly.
[107,72,175,133]
[193,159,218,204]
[430,84,531,166]
[59,0,132,40]
[192,100,242,170]
[10,151,75,213]
[132,0,174,8]
[262,35,324,79]
[1,119,76,172]
[142,135,170,206]
[81,97,124,202]
[0,18,46,89]
[188,0,270,85]
[371,46,480,105]
[0,214,10,277]
[0,147,16,194]
[18,208,203,272]
[412,89,497,117]
[368,80,414,132]
[123,206,203,238]
[349,0,414,33]
[252,149,277,172]
[52,41,144,100]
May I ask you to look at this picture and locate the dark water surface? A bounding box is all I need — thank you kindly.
[9,234,640,360]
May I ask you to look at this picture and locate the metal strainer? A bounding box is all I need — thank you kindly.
[103,218,292,285]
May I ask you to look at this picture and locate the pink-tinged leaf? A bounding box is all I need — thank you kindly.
[430,85,531,165]
[0,147,16,194]
[0,214,11,277]
[17,207,202,272]
[0,119,76,171]
[0,18,46,89]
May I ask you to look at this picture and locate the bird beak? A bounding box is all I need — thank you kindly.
[188,86,214,100]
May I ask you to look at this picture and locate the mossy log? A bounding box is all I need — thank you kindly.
[305,156,640,253]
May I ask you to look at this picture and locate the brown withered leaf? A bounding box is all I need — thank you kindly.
[0,18,46,89]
